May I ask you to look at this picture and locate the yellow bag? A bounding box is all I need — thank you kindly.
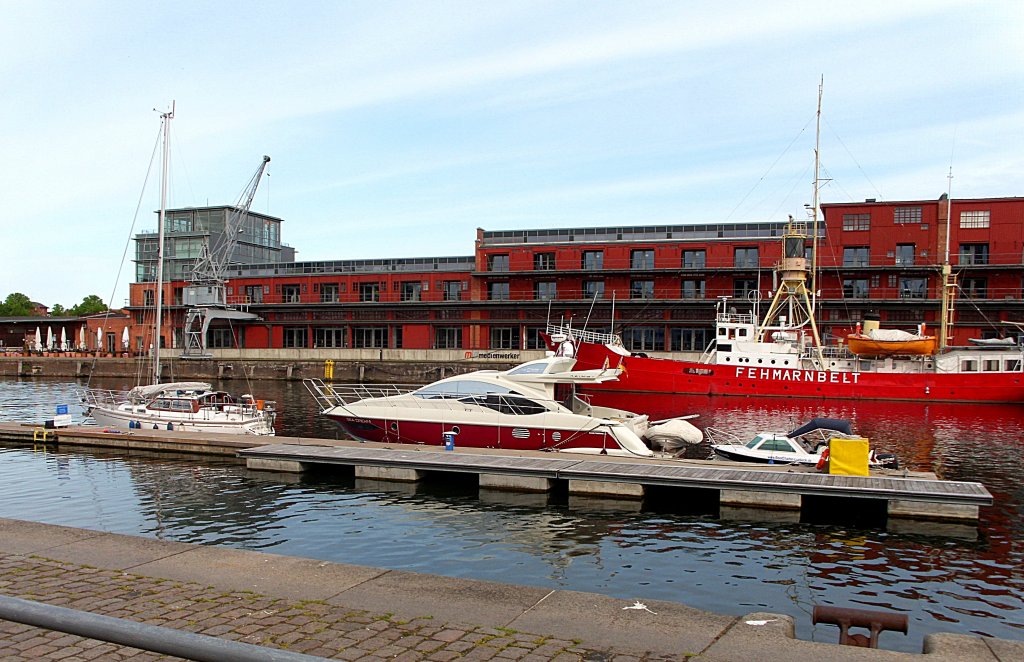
[828,438,870,476]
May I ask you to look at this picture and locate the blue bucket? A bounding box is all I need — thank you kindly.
[442,431,456,451]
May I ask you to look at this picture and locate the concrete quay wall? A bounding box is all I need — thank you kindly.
[0,353,530,383]
[1,517,1020,661]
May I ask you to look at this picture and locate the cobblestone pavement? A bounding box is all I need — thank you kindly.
[0,552,680,661]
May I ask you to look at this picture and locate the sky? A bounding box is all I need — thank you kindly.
[2,1,1022,310]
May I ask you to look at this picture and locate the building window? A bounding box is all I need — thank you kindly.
[960,210,990,229]
[843,246,870,267]
[734,278,757,299]
[682,250,706,269]
[525,327,549,350]
[487,254,509,272]
[625,326,663,352]
[490,326,520,349]
[631,249,654,269]
[282,284,301,303]
[393,326,403,349]
[959,243,989,265]
[583,280,605,300]
[353,327,388,348]
[671,327,710,351]
[488,282,510,301]
[582,250,604,270]
[400,281,422,302]
[358,282,380,302]
[143,290,155,307]
[283,327,307,348]
[434,327,462,349]
[208,328,237,349]
[842,213,870,231]
[899,277,927,299]
[244,285,263,303]
[630,279,655,299]
[443,281,462,301]
[734,247,758,268]
[894,206,922,224]
[535,281,557,300]
[896,244,915,266]
[843,279,869,299]
[534,252,555,271]
[320,283,339,303]
[962,277,987,299]
[682,279,705,299]
[314,327,347,348]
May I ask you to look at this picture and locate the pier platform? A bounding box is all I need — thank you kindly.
[0,422,992,530]
[1,518,1020,661]
[237,442,991,527]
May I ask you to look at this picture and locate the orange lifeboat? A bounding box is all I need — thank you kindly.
[846,317,937,356]
[846,333,937,356]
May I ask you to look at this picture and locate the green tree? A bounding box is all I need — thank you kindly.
[0,292,35,317]
[69,295,108,316]
[51,304,67,316]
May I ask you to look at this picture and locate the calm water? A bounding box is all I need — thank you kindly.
[0,376,1021,652]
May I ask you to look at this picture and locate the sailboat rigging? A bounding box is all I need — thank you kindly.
[81,105,277,434]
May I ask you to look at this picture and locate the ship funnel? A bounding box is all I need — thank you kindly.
[863,314,881,335]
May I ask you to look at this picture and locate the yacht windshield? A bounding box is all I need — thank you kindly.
[414,380,515,399]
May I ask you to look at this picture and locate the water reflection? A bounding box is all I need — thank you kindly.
[1,378,1022,651]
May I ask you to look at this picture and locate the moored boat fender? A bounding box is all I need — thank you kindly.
[815,447,830,471]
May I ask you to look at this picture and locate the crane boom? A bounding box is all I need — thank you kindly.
[180,155,270,358]
[190,155,271,289]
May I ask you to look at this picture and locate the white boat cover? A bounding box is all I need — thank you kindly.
[867,328,924,341]
[128,382,214,399]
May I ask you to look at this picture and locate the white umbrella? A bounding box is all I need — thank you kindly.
[60,327,67,351]
[34,327,41,352]
[96,326,103,351]
[79,326,86,350]
[47,327,55,350]
[122,326,129,350]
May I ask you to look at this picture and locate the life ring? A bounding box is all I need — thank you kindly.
[816,447,830,471]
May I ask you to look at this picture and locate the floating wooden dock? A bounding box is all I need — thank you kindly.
[238,443,992,528]
[0,422,993,532]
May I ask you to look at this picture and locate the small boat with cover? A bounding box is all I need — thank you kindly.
[707,417,898,468]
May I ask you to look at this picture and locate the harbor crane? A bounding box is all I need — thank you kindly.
[180,155,271,358]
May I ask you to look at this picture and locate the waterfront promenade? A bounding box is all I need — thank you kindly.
[1,518,1020,661]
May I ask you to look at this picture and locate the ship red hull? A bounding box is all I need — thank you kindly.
[569,342,1024,404]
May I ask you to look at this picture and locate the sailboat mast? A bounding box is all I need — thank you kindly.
[154,102,174,383]
[811,77,822,312]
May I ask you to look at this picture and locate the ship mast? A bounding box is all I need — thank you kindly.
[754,81,826,370]
[938,168,956,350]
[154,102,174,384]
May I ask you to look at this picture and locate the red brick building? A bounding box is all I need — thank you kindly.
[126,195,1024,355]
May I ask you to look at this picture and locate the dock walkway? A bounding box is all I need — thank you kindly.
[1,518,1020,661]
[239,443,992,525]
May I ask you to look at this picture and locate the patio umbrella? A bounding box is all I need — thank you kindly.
[79,326,86,350]
[122,326,129,350]
[60,327,67,351]
[47,327,54,350]
[34,327,41,351]
[96,326,103,351]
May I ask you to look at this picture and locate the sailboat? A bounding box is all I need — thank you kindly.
[82,105,277,435]
[545,84,1024,404]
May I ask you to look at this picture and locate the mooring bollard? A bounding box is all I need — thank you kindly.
[812,605,908,648]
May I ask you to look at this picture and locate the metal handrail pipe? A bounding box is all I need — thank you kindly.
[0,594,329,662]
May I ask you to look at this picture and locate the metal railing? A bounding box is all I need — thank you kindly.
[0,594,328,662]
